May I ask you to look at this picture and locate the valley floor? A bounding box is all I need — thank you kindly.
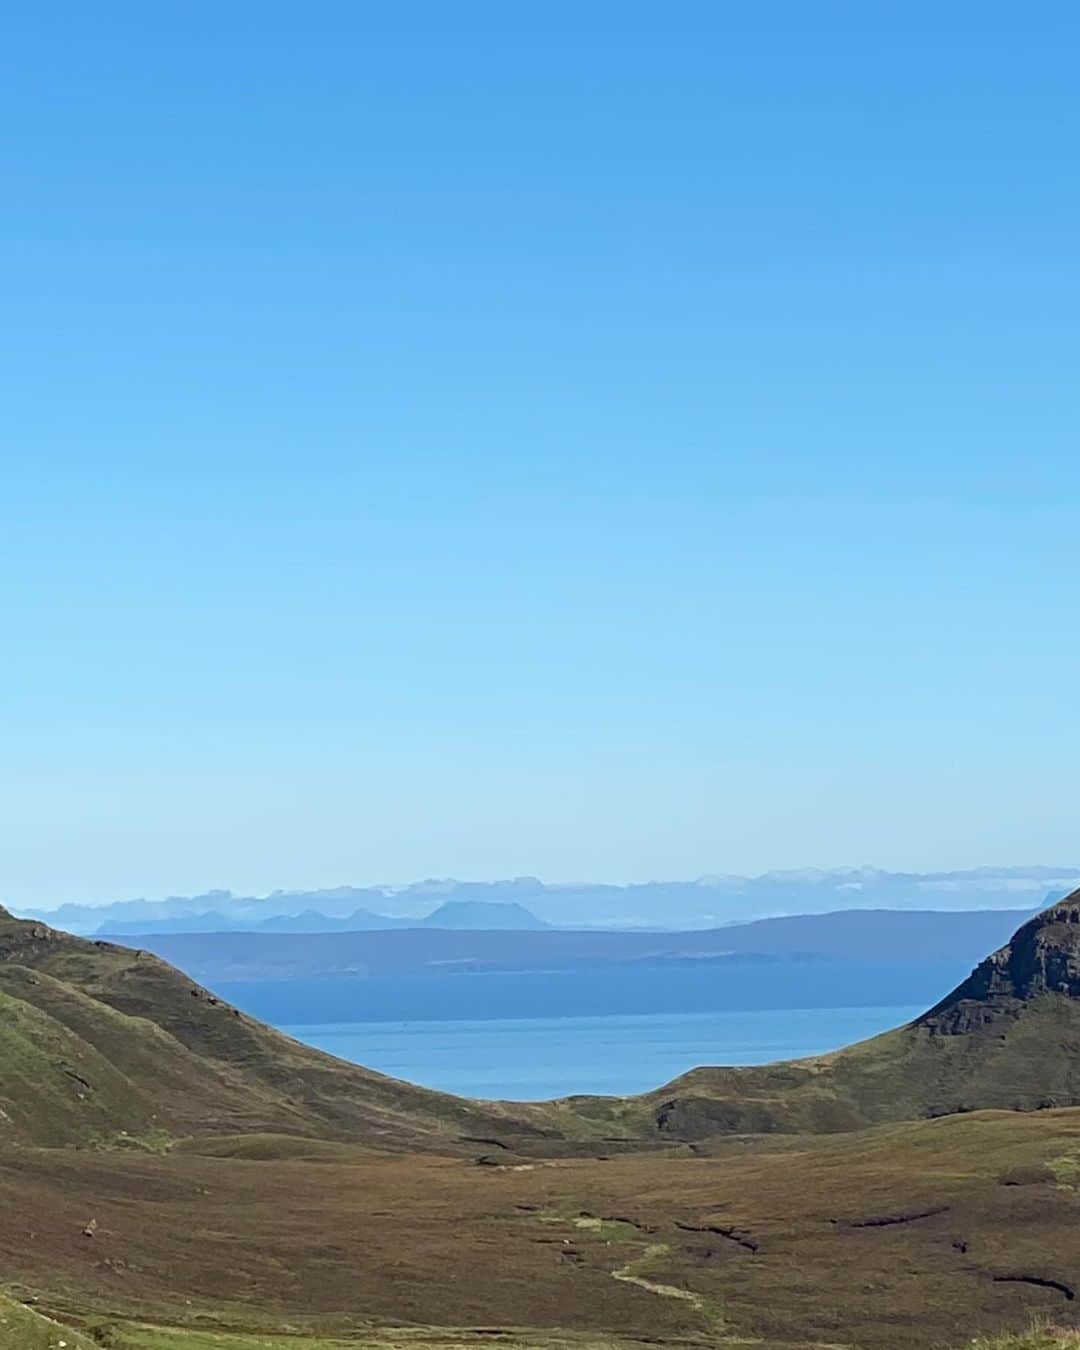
[4,1109,1080,1350]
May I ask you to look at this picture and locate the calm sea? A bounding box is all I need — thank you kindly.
[280,1005,921,1100]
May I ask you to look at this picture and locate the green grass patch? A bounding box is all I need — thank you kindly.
[1045,1154,1080,1188]
[970,1328,1080,1349]
[570,1215,640,1241]
[88,1127,176,1155]
[613,1242,672,1282]
[610,1244,728,1333]
[534,1206,641,1244]
[51,1322,675,1350]
[0,1295,98,1350]
[105,1328,359,1349]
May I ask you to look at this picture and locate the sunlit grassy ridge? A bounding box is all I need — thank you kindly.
[0,910,549,1149]
[7,1292,1079,1350]
[0,1295,95,1350]
[0,1297,717,1350]
[971,1329,1080,1348]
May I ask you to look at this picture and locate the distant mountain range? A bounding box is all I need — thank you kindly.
[115,906,1035,1011]
[11,865,1080,935]
[97,899,550,937]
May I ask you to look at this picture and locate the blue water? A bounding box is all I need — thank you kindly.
[219,958,964,1026]
[281,1004,921,1100]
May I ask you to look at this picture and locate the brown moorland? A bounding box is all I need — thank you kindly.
[2,1109,1080,1348]
[3,896,1080,1347]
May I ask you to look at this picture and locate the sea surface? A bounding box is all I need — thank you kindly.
[280,1004,922,1100]
[220,957,964,1026]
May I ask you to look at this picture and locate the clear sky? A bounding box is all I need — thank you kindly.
[3,3,1079,906]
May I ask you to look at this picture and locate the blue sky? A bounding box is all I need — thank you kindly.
[3,3,1079,904]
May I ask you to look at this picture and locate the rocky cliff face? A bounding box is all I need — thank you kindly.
[920,889,1080,1034]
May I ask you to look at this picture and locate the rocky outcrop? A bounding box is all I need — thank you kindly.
[919,891,1080,1034]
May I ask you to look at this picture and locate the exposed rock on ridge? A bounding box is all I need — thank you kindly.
[920,891,1080,1034]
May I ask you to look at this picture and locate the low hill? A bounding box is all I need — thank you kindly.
[0,908,545,1149]
[418,900,550,930]
[97,898,550,937]
[100,905,411,936]
[109,906,1031,983]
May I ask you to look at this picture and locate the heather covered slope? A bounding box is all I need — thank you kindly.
[0,908,546,1149]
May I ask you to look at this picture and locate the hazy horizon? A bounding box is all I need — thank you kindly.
[16,862,1076,920]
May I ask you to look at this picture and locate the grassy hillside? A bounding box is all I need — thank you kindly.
[0,1296,673,1350]
[9,896,1080,1150]
[0,1295,96,1350]
[973,1332,1080,1349]
[535,894,1080,1140]
[635,988,1080,1134]
[0,909,548,1149]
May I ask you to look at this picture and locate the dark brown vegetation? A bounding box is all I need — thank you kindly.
[3,1109,1080,1348]
[4,896,1080,1347]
